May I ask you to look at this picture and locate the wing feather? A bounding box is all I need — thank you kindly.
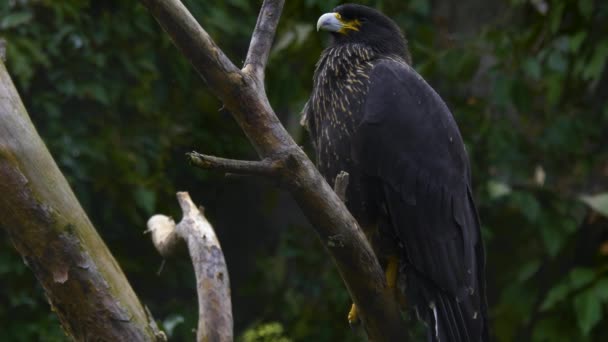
[352,59,488,341]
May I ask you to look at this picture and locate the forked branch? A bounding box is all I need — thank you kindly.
[139,1,407,340]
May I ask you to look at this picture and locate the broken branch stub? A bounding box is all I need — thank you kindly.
[147,192,233,342]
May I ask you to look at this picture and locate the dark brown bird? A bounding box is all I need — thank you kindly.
[303,4,489,341]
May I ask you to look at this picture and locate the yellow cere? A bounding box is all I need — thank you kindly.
[335,13,361,34]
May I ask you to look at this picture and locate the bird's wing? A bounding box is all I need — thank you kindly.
[352,59,488,341]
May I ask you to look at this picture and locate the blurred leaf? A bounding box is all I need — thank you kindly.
[134,187,156,215]
[549,2,565,33]
[523,57,541,80]
[488,180,512,199]
[579,193,608,218]
[569,32,587,53]
[573,289,602,336]
[162,314,185,337]
[578,0,594,20]
[547,51,567,73]
[540,281,570,311]
[593,278,608,301]
[568,268,596,290]
[241,322,293,342]
[0,11,33,29]
[582,40,608,83]
[511,192,541,222]
[517,260,540,282]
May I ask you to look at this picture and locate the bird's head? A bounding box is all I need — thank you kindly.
[316,4,410,62]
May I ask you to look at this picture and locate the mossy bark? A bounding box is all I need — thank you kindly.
[0,61,162,341]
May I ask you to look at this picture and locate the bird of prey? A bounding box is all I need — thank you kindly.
[302,4,489,341]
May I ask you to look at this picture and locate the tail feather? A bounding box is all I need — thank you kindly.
[426,291,484,342]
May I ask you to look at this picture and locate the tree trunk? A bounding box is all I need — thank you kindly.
[0,60,162,341]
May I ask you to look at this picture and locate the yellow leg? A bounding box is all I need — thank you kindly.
[347,256,399,325]
[348,303,359,325]
[385,256,399,288]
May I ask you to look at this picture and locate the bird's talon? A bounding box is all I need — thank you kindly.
[348,303,360,327]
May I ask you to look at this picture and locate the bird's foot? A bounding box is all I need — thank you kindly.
[386,255,399,288]
[348,303,360,327]
[346,257,399,328]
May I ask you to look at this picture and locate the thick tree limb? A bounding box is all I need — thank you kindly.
[0,61,164,341]
[139,1,407,340]
[188,151,281,177]
[147,193,232,342]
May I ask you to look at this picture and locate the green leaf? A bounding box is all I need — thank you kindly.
[523,58,542,80]
[517,260,541,282]
[408,0,430,16]
[569,267,596,290]
[134,187,156,215]
[511,192,541,222]
[579,193,608,218]
[582,40,608,83]
[578,0,594,20]
[0,11,33,29]
[547,51,567,73]
[550,2,565,33]
[488,180,512,199]
[569,32,587,53]
[592,278,608,301]
[540,224,563,257]
[540,281,570,311]
[573,289,602,336]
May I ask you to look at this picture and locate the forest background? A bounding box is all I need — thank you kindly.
[1,0,607,341]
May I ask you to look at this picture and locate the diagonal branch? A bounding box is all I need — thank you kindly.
[138,0,241,92]
[243,0,285,83]
[139,1,408,340]
[187,152,282,177]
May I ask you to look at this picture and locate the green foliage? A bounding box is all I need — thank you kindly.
[580,193,608,218]
[241,322,292,342]
[1,0,607,341]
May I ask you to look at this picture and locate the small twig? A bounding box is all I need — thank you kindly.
[243,0,285,82]
[187,151,281,177]
[334,171,350,203]
[147,192,233,342]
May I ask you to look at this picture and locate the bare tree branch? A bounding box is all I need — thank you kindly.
[139,1,407,340]
[138,0,241,93]
[243,0,285,82]
[148,192,232,342]
[188,151,281,177]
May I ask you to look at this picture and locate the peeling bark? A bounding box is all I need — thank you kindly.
[0,61,164,341]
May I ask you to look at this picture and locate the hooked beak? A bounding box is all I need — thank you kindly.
[317,12,343,32]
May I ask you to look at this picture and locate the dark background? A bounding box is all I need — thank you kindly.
[1,0,607,341]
